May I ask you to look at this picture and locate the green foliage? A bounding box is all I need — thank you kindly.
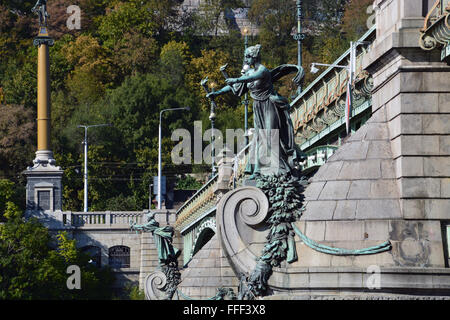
[0,179,23,221]
[124,284,145,300]
[0,104,36,180]
[0,0,370,212]
[248,0,297,66]
[0,218,115,299]
[175,175,203,190]
[55,232,78,263]
[97,1,155,48]
[160,40,192,86]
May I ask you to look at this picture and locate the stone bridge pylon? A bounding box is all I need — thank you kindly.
[175,0,450,300]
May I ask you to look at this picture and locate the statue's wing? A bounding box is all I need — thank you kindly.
[270,64,305,86]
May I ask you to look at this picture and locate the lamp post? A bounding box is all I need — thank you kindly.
[158,107,190,210]
[208,83,217,176]
[242,27,250,145]
[310,41,371,134]
[77,123,111,212]
[310,62,349,74]
[294,0,305,95]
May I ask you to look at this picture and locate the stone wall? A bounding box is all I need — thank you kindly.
[363,0,450,220]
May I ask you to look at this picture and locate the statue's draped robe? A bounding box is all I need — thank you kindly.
[142,220,181,265]
[233,67,299,176]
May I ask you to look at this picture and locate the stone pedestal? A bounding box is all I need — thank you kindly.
[23,150,63,218]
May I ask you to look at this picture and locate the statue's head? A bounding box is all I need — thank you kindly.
[145,210,157,222]
[244,44,261,66]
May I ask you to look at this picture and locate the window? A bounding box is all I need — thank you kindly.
[108,246,130,268]
[81,246,101,267]
[37,190,51,211]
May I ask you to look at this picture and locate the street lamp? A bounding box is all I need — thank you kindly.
[158,106,190,210]
[208,82,217,176]
[294,0,305,95]
[242,27,250,146]
[310,62,349,74]
[77,123,112,212]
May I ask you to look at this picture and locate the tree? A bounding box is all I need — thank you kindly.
[187,49,240,112]
[0,104,35,180]
[0,179,22,221]
[340,0,374,40]
[112,29,159,78]
[62,35,114,104]
[96,0,183,48]
[175,175,203,190]
[159,40,192,86]
[0,217,115,299]
[1,49,37,108]
[248,0,297,66]
[97,1,155,49]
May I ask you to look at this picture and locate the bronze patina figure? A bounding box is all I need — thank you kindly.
[207,44,305,179]
[131,211,181,266]
[31,0,49,27]
[131,211,181,300]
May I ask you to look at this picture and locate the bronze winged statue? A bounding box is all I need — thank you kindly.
[31,0,49,27]
[207,44,305,179]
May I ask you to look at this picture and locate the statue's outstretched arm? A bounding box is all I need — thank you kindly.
[206,85,233,99]
[226,67,266,85]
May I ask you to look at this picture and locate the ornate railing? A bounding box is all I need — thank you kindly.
[300,145,338,173]
[174,174,218,233]
[420,0,450,54]
[64,211,144,228]
[181,216,217,266]
[422,0,449,30]
[290,26,375,148]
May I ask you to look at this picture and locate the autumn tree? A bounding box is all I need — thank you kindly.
[112,29,159,78]
[0,104,35,180]
[187,49,240,111]
[62,35,114,104]
[159,40,193,87]
[341,0,374,40]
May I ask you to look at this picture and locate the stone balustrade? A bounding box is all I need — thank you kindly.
[62,211,145,229]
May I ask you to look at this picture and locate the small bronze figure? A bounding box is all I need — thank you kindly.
[31,0,49,27]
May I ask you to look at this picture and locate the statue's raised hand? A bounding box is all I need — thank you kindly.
[206,91,218,99]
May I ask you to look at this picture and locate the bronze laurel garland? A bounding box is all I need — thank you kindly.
[239,172,308,299]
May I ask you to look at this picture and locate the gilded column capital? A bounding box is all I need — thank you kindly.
[33,36,54,47]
